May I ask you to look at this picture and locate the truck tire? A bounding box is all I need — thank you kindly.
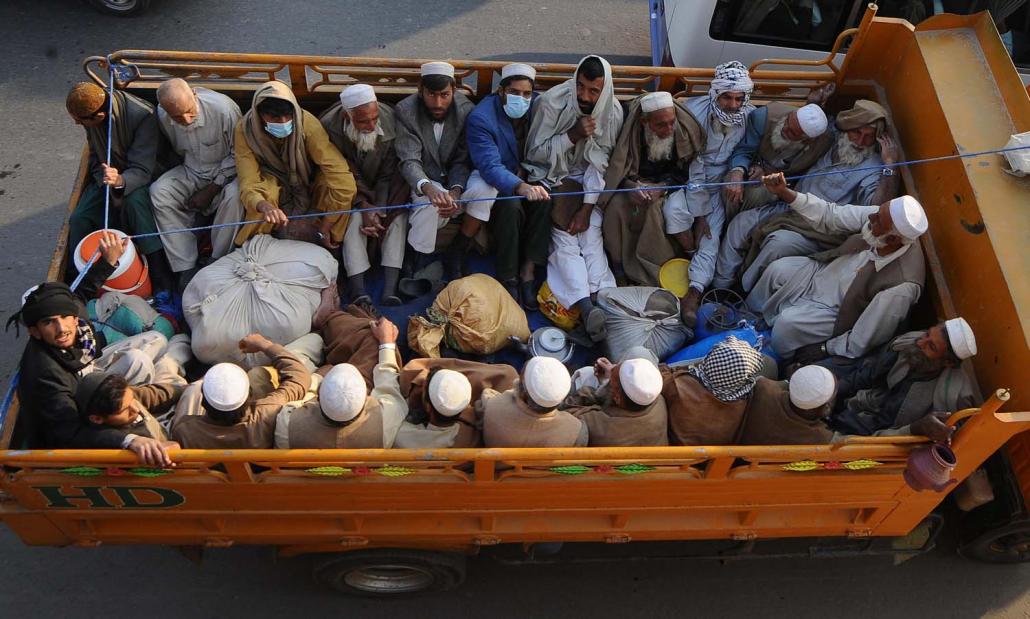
[958,522,1030,564]
[312,549,467,597]
[87,0,152,16]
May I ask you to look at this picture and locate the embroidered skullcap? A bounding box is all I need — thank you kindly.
[202,363,250,412]
[789,365,836,410]
[421,62,455,78]
[339,84,377,110]
[796,104,828,138]
[428,369,472,417]
[501,63,536,82]
[945,317,977,360]
[888,195,928,241]
[641,91,675,113]
[688,336,764,402]
[319,363,367,422]
[619,358,663,407]
[66,82,106,117]
[523,356,571,409]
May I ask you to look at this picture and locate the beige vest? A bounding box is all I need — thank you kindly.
[287,398,385,449]
[812,236,926,337]
[482,390,585,448]
[756,102,833,175]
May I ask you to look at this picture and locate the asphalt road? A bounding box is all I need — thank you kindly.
[0,1,1027,617]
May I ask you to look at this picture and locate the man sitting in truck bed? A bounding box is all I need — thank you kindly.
[822,317,979,436]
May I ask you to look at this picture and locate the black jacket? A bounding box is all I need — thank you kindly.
[14,259,126,449]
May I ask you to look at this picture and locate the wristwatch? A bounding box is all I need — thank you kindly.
[881,167,895,177]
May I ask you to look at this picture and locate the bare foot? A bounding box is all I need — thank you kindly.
[312,282,340,329]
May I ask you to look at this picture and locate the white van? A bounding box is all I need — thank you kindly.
[650,0,1030,81]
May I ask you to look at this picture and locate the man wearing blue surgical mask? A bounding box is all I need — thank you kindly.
[234,81,357,251]
[462,63,551,307]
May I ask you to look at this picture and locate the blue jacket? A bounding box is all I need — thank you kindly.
[466,93,536,196]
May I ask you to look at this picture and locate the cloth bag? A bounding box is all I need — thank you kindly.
[183,235,338,367]
[88,292,175,345]
[597,287,691,362]
[408,274,531,358]
[1002,131,1030,177]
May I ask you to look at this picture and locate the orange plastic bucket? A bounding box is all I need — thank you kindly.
[73,229,152,298]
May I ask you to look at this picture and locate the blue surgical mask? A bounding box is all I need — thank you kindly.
[503,94,531,119]
[265,120,294,138]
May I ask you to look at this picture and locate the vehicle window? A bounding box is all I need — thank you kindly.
[877,1,1029,69]
[710,0,864,51]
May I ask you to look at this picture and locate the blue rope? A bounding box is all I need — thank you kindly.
[71,142,1030,283]
[102,62,116,230]
[0,371,17,439]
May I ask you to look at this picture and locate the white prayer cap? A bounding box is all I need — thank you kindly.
[428,369,472,417]
[501,63,536,82]
[319,363,367,422]
[523,356,571,409]
[888,195,928,241]
[789,365,836,410]
[619,358,663,407]
[640,91,674,114]
[339,84,377,110]
[421,61,455,78]
[945,317,977,360]
[796,104,828,138]
[202,363,250,412]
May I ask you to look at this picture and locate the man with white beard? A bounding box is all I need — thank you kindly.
[745,173,926,362]
[599,91,705,287]
[726,100,902,292]
[320,84,409,305]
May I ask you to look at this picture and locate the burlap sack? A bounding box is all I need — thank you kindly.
[408,274,530,358]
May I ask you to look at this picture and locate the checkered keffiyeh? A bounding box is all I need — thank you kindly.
[688,335,764,402]
[709,61,754,127]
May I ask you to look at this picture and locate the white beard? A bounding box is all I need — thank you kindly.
[768,116,806,158]
[861,220,888,249]
[644,128,675,162]
[833,132,873,167]
[343,119,384,153]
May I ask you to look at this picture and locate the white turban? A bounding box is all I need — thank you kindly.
[789,365,836,410]
[945,317,977,360]
[340,84,377,110]
[888,195,928,241]
[202,363,250,412]
[421,61,455,78]
[501,63,536,82]
[640,91,674,114]
[428,369,472,417]
[796,104,828,138]
[319,363,367,423]
[619,358,663,406]
[523,356,571,409]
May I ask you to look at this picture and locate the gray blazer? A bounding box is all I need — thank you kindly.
[393,91,474,192]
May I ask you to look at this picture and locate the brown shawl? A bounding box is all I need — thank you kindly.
[597,96,705,209]
[661,365,748,445]
[242,81,315,212]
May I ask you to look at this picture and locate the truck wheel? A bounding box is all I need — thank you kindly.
[87,0,152,16]
[312,550,467,596]
[958,522,1030,564]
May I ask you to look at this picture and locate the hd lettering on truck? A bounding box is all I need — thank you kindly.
[32,486,186,509]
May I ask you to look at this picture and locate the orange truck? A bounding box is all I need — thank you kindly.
[1,4,1029,596]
